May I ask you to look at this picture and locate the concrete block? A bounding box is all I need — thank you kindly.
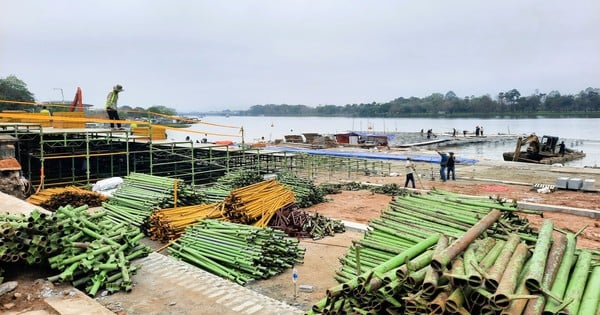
[298,284,314,293]
[582,179,596,191]
[555,177,569,189]
[568,178,583,190]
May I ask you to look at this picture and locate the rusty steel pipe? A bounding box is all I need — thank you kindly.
[558,250,592,315]
[463,243,483,288]
[542,233,576,315]
[484,234,521,291]
[445,287,466,313]
[445,257,467,288]
[479,239,506,270]
[474,237,497,260]
[327,233,440,299]
[427,290,450,315]
[470,287,494,306]
[522,233,567,315]
[404,296,427,314]
[491,242,531,309]
[393,250,434,283]
[421,235,449,297]
[524,220,554,293]
[431,209,502,272]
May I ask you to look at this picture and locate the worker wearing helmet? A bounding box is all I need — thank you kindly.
[105,84,124,129]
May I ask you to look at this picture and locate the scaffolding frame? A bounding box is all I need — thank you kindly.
[1,123,396,189]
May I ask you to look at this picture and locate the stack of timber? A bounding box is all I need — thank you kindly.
[27,186,107,211]
[309,190,599,315]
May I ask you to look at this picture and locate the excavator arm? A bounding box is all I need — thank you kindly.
[512,134,539,161]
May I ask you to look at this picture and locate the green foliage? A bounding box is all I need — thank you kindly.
[0,75,35,110]
[147,105,177,116]
[240,88,600,117]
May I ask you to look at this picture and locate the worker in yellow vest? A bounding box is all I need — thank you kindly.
[40,106,51,116]
[105,84,124,129]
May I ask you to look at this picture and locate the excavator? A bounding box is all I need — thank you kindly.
[503,134,585,164]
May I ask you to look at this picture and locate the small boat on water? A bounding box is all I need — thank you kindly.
[502,134,585,164]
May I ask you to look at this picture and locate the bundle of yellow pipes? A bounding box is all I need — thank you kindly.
[146,203,223,242]
[222,179,296,228]
[26,186,107,210]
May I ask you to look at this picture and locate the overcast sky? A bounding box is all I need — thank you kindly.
[1,1,598,112]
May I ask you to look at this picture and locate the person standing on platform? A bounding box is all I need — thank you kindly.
[40,106,51,116]
[105,84,124,130]
[437,150,448,182]
[447,152,456,180]
[559,141,566,156]
[404,157,416,188]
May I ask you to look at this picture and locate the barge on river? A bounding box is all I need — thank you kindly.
[503,134,585,164]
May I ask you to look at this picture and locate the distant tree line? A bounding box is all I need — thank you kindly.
[2,75,599,117]
[242,88,600,117]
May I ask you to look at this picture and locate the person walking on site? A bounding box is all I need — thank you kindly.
[437,150,448,182]
[404,157,416,188]
[447,152,456,180]
[106,84,124,130]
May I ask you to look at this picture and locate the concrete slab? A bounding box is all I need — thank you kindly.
[44,289,114,315]
[97,253,303,315]
[0,191,50,215]
[341,220,369,232]
[517,201,600,218]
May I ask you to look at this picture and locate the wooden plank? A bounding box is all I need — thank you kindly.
[0,191,51,215]
[44,289,114,315]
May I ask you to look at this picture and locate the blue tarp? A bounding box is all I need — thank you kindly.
[265,146,479,164]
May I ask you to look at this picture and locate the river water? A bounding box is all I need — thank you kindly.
[167,116,600,167]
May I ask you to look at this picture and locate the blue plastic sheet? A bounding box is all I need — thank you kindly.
[264,147,478,164]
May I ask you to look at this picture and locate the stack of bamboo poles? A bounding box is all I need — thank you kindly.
[169,219,305,285]
[276,172,327,208]
[146,203,223,242]
[222,179,296,227]
[0,206,151,296]
[102,173,204,227]
[309,190,600,315]
[26,186,107,211]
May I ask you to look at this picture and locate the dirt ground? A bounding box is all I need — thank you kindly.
[2,159,599,314]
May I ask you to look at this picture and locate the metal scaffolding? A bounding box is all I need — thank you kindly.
[1,122,396,190]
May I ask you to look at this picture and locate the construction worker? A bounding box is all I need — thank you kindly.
[105,84,124,129]
[437,150,449,182]
[404,157,416,188]
[40,106,51,116]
